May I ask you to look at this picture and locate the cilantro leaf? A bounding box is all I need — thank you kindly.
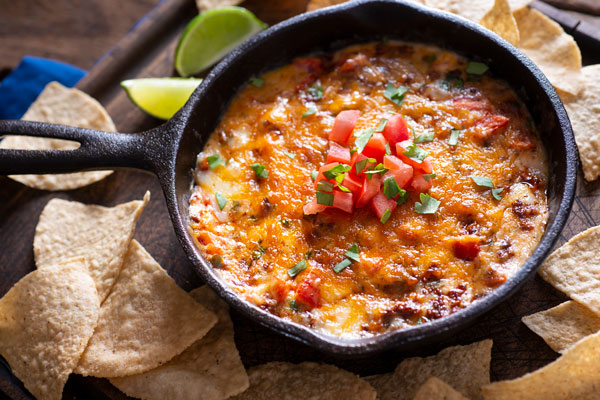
[323,164,351,180]
[402,144,428,163]
[302,107,317,118]
[250,163,269,179]
[466,61,489,75]
[384,82,409,106]
[308,84,323,100]
[380,209,392,224]
[333,258,352,273]
[396,189,410,205]
[354,128,374,154]
[449,129,461,146]
[383,176,401,199]
[311,170,318,181]
[414,130,435,143]
[287,260,307,278]
[249,77,264,87]
[316,191,334,206]
[344,243,360,262]
[215,192,228,211]
[317,180,334,193]
[415,193,440,214]
[471,176,494,188]
[207,154,225,169]
[283,150,296,159]
[375,118,388,132]
[492,188,504,201]
[423,173,436,182]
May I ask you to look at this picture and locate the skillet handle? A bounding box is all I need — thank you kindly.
[0,120,172,175]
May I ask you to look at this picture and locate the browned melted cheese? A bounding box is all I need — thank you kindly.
[189,42,548,337]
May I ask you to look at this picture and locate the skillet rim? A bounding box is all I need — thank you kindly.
[165,0,577,355]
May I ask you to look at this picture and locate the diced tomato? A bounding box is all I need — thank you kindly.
[478,114,509,138]
[410,172,433,192]
[452,236,480,260]
[452,96,491,111]
[296,274,321,309]
[350,152,376,175]
[314,162,339,189]
[303,197,327,215]
[370,191,397,220]
[383,155,413,188]
[326,141,352,165]
[272,278,289,304]
[332,190,353,213]
[362,133,387,160]
[294,57,325,75]
[382,114,410,145]
[355,173,382,208]
[395,142,434,173]
[329,110,360,144]
[341,173,363,194]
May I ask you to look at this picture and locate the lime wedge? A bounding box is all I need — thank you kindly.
[174,7,267,77]
[120,78,202,120]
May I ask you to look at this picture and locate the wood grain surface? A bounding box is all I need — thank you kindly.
[2,0,600,399]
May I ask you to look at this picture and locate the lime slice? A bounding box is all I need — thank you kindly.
[120,78,202,120]
[174,7,267,77]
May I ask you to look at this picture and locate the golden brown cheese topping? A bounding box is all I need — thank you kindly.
[189,42,548,338]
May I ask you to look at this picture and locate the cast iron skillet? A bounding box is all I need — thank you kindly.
[0,0,577,356]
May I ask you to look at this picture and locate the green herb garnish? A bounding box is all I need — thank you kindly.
[423,173,436,182]
[492,188,504,201]
[380,209,392,224]
[317,180,334,193]
[466,61,489,75]
[383,176,401,199]
[414,130,435,143]
[402,144,428,163]
[333,258,352,273]
[250,163,269,179]
[364,163,389,176]
[415,193,440,214]
[448,129,461,146]
[384,82,409,107]
[283,150,296,159]
[316,191,334,206]
[354,128,374,154]
[338,184,351,193]
[311,170,318,181]
[375,118,388,132]
[385,142,391,155]
[215,192,228,210]
[308,84,323,100]
[471,176,494,188]
[249,77,264,87]
[344,243,360,262]
[323,164,351,180]
[302,107,317,118]
[396,189,410,205]
[207,154,225,169]
[287,260,307,278]
[289,299,298,311]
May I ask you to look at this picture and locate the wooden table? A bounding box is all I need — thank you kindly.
[1,1,600,399]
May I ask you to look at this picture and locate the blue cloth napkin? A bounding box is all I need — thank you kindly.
[0,56,86,120]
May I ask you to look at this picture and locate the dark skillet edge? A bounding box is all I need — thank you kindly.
[160,0,577,356]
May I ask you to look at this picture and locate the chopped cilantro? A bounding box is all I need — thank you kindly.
[338,184,351,193]
[333,258,352,273]
[283,150,296,159]
[415,193,440,214]
[471,176,494,188]
[385,142,391,155]
[396,189,410,205]
[354,128,374,154]
[215,192,228,210]
[311,170,318,181]
[380,209,392,224]
[302,107,317,118]
[355,159,368,174]
[402,144,428,163]
[323,164,351,180]
[492,188,504,201]
[383,176,401,199]
[423,173,436,182]
[345,243,360,262]
[249,76,264,87]
[316,191,334,206]
[375,118,388,132]
[384,82,409,107]
[449,129,461,146]
[308,84,323,100]
[250,163,269,179]
[317,180,334,193]
[289,299,298,311]
[414,130,435,143]
[334,173,345,184]
[364,163,389,176]
[466,61,489,75]
[287,259,307,278]
[207,154,225,169]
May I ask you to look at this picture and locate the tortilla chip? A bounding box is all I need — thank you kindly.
[423,0,531,22]
[538,225,600,316]
[563,65,600,181]
[232,362,376,399]
[366,339,492,400]
[413,377,468,400]
[481,331,600,399]
[34,192,150,303]
[523,301,600,354]
[0,259,99,400]
[196,0,243,11]
[110,286,248,400]
[308,0,424,11]
[75,240,217,378]
[0,81,116,191]
[479,0,519,45]
[513,8,583,97]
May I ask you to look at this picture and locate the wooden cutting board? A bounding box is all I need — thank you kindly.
[1,0,599,398]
